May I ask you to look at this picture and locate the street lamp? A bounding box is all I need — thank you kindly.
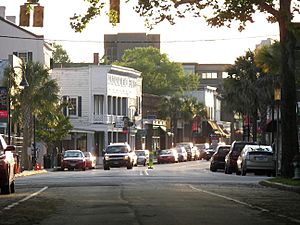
[7,65,29,145]
[274,81,281,176]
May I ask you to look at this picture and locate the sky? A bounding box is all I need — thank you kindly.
[1,0,280,64]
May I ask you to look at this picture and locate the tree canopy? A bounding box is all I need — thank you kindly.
[52,43,72,65]
[5,61,72,169]
[115,46,199,96]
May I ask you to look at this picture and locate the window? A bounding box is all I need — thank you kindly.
[94,95,104,115]
[62,96,81,117]
[108,96,112,115]
[222,72,229,78]
[68,97,77,116]
[201,72,218,79]
[13,52,33,63]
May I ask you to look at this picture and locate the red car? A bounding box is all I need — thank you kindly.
[61,150,86,171]
[0,135,18,195]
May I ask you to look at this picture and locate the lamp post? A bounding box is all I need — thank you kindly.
[7,65,29,145]
[274,82,281,176]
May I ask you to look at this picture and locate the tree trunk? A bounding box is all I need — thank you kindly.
[278,2,299,177]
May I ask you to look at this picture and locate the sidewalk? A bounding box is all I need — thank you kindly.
[259,180,300,194]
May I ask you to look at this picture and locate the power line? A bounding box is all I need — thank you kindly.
[0,34,279,44]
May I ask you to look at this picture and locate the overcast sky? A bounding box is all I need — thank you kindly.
[2,0,280,64]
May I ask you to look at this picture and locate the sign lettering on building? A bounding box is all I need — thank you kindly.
[108,74,137,88]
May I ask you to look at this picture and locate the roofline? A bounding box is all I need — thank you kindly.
[0,16,44,39]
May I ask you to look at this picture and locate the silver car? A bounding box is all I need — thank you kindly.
[236,145,275,176]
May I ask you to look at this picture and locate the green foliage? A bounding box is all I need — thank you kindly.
[5,61,72,146]
[52,43,72,64]
[115,46,199,95]
[159,94,206,130]
[70,1,106,32]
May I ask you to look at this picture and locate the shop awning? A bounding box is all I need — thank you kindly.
[207,120,230,138]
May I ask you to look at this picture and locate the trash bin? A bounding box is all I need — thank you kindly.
[43,154,51,169]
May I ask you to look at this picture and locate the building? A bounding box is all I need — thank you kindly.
[182,63,232,144]
[0,6,53,68]
[51,65,142,158]
[104,33,160,62]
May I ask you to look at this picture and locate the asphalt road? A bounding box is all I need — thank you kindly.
[0,160,299,225]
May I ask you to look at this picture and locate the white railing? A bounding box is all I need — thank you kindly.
[92,114,125,124]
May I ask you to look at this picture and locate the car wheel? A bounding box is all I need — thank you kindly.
[10,181,15,193]
[236,169,241,175]
[127,162,133,169]
[224,165,228,174]
[241,166,247,176]
[210,165,217,172]
[1,184,11,195]
[82,167,86,171]
[104,165,110,170]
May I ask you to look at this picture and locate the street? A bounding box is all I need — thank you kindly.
[0,160,299,225]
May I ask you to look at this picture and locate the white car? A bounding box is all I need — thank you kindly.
[176,146,187,162]
[236,145,275,176]
[135,150,149,166]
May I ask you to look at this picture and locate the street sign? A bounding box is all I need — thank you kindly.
[115,121,124,128]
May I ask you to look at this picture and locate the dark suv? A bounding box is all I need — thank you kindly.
[103,143,137,170]
[224,141,257,174]
[210,145,230,172]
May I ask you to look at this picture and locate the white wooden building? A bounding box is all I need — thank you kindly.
[0,6,52,68]
[51,65,142,158]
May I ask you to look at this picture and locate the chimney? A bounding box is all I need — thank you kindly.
[6,16,16,23]
[0,6,5,18]
[93,53,99,65]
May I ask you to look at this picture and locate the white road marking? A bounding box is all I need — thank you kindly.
[188,184,300,224]
[139,170,149,176]
[2,186,48,211]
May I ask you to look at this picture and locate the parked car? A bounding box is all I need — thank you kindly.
[135,150,149,166]
[236,145,275,176]
[176,142,196,161]
[176,146,187,162]
[83,152,97,169]
[195,143,208,160]
[61,150,86,171]
[210,145,231,172]
[204,148,216,161]
[0,135,18,195]
[157,149,179,164]
[224,141,257,174]
[103,143,137,170]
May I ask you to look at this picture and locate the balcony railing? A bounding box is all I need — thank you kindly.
[92,114,125,124]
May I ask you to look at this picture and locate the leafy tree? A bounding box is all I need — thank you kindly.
[254,42,281,143]
[52,43,72,65]
[159,94,206,143]
[222,50,269,142]
[115,47,199,96]
[5,61,72,169]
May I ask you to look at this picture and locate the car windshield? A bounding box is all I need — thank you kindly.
[106,146,128,153]
[135,151,145,156]
[160,150,171,155]
[64,151,82,158]
[176,148,183,153]
[250,146,272,152]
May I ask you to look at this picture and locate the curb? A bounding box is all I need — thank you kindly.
[259,180,300,194]
[15,169,48,178]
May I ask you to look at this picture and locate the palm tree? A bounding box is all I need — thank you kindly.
[6,61,71,169]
